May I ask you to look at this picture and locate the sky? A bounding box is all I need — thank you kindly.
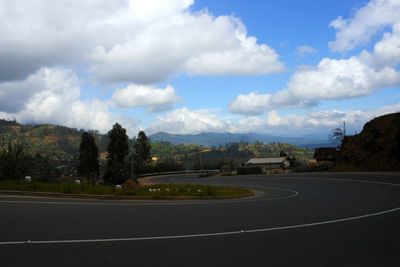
[0,0,399,138]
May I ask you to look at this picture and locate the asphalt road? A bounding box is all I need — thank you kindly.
[1,172,400,267]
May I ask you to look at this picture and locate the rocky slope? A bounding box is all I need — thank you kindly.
[338,113,400,171]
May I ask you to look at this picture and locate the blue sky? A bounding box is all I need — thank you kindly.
[0,0,399,138]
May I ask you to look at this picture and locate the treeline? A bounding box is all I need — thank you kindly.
[0,137,61,181]
[0,122,184,183]
[77,123,153,185]
[0,123,151,184]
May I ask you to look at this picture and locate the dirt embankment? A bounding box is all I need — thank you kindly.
[337,112,400,171]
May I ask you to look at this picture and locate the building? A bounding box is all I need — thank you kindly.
[245,157,290,174]
[99,151,109,160]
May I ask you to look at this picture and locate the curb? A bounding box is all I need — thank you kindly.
[0,190,254,201]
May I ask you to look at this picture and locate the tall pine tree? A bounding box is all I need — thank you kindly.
[132,131,151,177]
[104,123,129,184]
[77,132,99,183]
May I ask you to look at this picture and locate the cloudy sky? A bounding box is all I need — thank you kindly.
[0,0,399,138]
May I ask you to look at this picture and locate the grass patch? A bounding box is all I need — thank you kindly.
[0,180,252,199]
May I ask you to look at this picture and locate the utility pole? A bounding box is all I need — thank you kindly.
[343,121,346,137]
[130,153,134,179]
[199,150,203,171]
[130,142,134,180]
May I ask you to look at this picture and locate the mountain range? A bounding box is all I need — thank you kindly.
[149,131,333,148]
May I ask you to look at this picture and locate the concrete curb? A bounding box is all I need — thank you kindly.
[0,190,254,201]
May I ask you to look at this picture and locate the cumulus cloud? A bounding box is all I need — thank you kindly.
[0,68,76,113]
[231,56,400,115]
[274,9,400,108]
[273,56,400,107]
[329,0,400,52]
[89,12,284,83]
[296,45,318,56]
[112,84,180,112]
[230,104,400,135]
[129,0,194,22]
[0,0,284,84]
[0,67,139,135]
[229,92,271,115]
[147,108,227,134]
[231,0,400,116]
[150,103,400,135]
[229,55,398,115]
[0,68,80,117]
[265,105,400,131]
[360,23,400,67]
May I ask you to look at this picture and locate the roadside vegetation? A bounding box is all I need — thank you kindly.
[0,180,252,199]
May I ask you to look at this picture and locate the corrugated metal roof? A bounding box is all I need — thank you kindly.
[246,157,288,165]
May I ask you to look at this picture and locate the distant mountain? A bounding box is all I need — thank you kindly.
[149,131,332,147]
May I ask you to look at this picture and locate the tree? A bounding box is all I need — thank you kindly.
[329,121,346,147]
[131,131,152,177]
[32,153,60,182]
[0,137,31,180]
[104,123,129,184]
[77,132,99,183]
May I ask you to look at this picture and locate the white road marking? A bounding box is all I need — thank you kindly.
[1,205,400,245]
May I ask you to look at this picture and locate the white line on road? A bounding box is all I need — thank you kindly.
[1,205,400,245]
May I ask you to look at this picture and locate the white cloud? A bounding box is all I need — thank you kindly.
[360,23,400,67]
[230,56,400,115]
[112,84,180,112]
[230,104,400,135]
[273,56,400,107]
[0,68,76,113]
[229,92,271,115]
[296,45,318,56]
[231,8,400,116]
[329,0,400,52]
[147,108,227,134]
[146,104,400,135]
[0,0,284,84]
[89,12,284,83]
[128,0,194,23]
[0,67,139,135]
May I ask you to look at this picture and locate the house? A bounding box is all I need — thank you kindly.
[245,157,290,174]
[313,147,340,162]
[99,151,109,160]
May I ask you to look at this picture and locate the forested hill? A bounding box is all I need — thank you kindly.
[0,119,109,159]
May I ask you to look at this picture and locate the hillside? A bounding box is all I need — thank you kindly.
[0,119,109,159]
[338,113,400,171]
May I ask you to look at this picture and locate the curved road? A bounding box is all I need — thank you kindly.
[1,172,400,266]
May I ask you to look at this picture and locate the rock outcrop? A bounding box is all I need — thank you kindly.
[338,112,400,171]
